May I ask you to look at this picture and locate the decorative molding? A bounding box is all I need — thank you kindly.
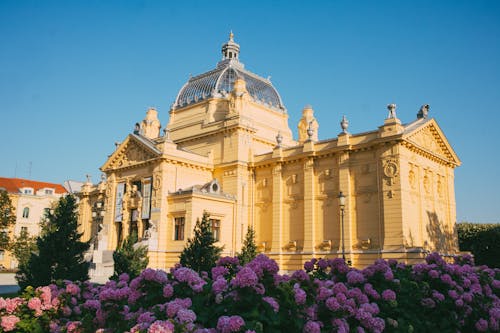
[383,159,399,186]
[304,158,315,171]
[255,201,270,212]
[282,240,299,251]
[316,240,332,251]
[257,241,269,253]
[272,164,282,175]
[108,140,159,170]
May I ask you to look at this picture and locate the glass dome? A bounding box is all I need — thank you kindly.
[173,33,285,112]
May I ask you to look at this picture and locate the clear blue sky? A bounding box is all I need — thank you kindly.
[1,1,499,223]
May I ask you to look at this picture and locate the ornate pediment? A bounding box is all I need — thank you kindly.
[403,119,460,167]
[102,135,161,171]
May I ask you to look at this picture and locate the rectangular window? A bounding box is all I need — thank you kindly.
[23,188,33,195]
[210,218,221,241]
[44,189,53,195]
[21,227,27,233]
[174,217,185,241]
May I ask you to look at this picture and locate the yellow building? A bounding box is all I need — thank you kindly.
[0,177,68,269]
[78,33,460,277]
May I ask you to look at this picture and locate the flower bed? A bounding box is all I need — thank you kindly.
[0,253,499,332]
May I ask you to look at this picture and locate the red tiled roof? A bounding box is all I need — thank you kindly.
[0,177,68,194]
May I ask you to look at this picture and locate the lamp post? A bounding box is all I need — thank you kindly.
[338,191,346,261]
[91,200,105,249]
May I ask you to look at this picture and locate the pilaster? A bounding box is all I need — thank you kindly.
[271,163,283,252]
[379,147,404,250]
[303,157,316,252]
[337,151,354,261]
[106,174,118,250]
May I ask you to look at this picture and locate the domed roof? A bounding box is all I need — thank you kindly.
[173,33,286,112]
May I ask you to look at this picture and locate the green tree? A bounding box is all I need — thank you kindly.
[179,211,223,274]
[238,226,258,265]
[12,228,37,268]
[458,222,500,268]
[112,231,149,280]
[0,189,16,251]
[16,195,90,289]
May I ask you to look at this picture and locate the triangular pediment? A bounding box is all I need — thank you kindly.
[403,119,461,167]
[101,134,161,171]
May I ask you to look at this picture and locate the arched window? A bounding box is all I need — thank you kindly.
[22,207,29,218]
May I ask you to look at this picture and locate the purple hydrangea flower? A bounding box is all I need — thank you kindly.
[263,296,279,313]
[381,289,396,301]
[303,320,321,333]
[475,319,488,332]
[294,284,307,305]
[217,315,245,333]
[232,267,258,288]
[347,271,365,285]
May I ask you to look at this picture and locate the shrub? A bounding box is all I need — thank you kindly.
[1,253,499,332]
[458,222,500,268]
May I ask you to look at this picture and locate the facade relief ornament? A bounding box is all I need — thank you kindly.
[383,160,399,186]
[437,175,445,198]
[284,197,299,209]
[151,172,162,208]
[407,126,448,160]
[423,171,431,194]
[408,166,417,189]
[304,158,315,171]
[255,201,270,212]
[353,238,373,250]
[111,140,157,169]
[272,164,282,175]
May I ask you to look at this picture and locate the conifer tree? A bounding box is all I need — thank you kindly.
[238,226,258,265]
[12,228,37,269]
[16,195,90,289]
[179,211,223,274]
[112,231,149,280]
[0,189,16,251]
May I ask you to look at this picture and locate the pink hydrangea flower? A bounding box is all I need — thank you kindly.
[66,321,82,333]
[28,297,43,316]
[148,320,175,333]
[65,283,81,296]
[1,315,20,332]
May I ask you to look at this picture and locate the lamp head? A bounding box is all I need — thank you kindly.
[338,191,346,208]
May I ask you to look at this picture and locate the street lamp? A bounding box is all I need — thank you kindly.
[338,191,346,261]
[91,201,105,249]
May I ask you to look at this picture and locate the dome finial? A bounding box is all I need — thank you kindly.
[221,32,240,61]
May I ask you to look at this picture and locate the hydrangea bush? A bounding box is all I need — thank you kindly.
[0,253,499,332]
